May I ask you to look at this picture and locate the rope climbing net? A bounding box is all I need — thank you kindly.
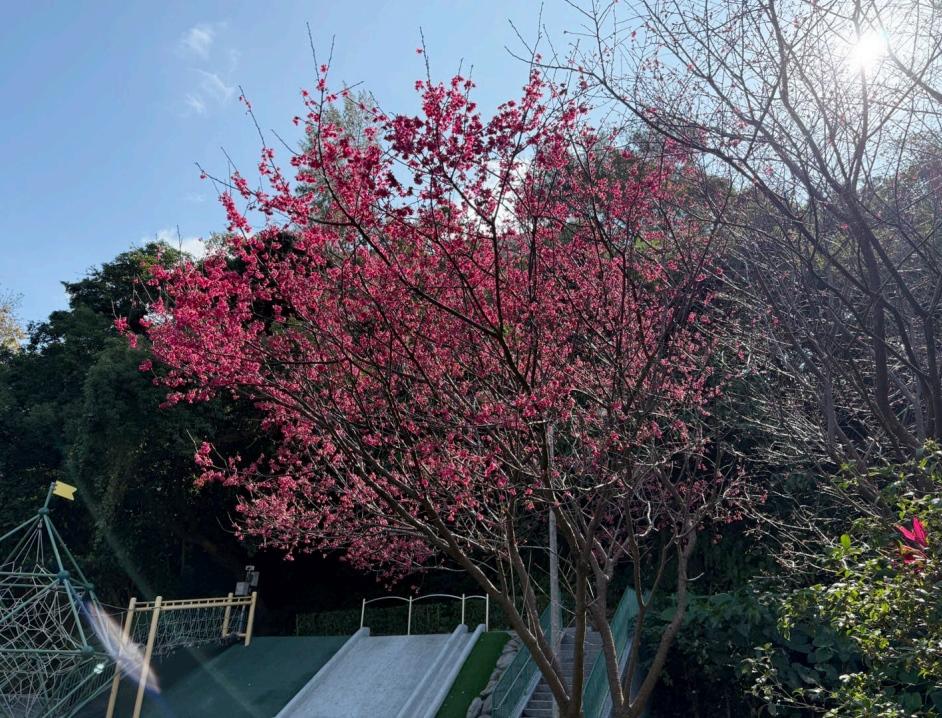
[129,596,251,656]
[0,504,112,718]
[1,486,259,718]
[105,593,257,718]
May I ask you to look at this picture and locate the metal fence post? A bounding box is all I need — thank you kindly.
[461,593,466,626]
[407,596,413,636]
[485,595,490,632]
[360,598,366,630]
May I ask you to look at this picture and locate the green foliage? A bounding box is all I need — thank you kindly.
[742,451,942,717]
[648,453,942,718]
[0,242,248,604]
[649,587,859,717]
[62,243,185,325]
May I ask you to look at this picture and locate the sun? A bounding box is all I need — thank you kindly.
[848,30,888,74]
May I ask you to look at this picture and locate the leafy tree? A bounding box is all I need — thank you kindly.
[0,304,107,532]
[63,244,184,330]
[742,452,942,716]
[295,88,376,211]
[560,8,942,710]
[0,243,247,603]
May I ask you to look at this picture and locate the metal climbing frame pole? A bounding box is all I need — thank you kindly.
[132,596,162,718]
[105,596,137,718]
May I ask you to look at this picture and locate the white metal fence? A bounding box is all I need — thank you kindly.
[359,592,489,634]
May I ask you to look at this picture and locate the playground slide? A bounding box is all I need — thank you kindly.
[277,624,483,718]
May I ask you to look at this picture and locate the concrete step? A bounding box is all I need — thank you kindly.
[554,644,603,655]
[520,628,604,718]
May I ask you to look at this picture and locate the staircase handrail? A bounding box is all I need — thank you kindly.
[492,602,557,718]
[581,585,640,718]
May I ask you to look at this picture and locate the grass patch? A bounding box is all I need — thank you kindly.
[437,630,510,718]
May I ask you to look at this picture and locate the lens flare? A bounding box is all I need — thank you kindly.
[85,601,161,694]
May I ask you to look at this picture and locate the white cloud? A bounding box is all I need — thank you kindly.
[226,48,241,75]
[181,71,235,117]
[176,21,236,117]
[195,70,235,102]
[180,24,216,58]
[146,229,207,259]
[178,236,208,259]
[150,228,178,243]
[184,93,207,116]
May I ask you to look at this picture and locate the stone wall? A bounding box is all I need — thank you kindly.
[466,633,522,718]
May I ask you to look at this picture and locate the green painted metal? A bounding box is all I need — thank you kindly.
[488,586,640,718]
[491,603,556,718]
[581,586,640,718]
[0,484,115,717]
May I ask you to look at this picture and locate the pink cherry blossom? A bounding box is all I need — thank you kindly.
[142,68,746,581]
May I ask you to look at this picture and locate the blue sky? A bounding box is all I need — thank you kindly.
[0,1,576,324]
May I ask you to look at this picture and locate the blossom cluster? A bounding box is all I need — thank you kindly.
[141,65,736,571]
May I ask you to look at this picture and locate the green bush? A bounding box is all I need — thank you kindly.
[648,588,860,717]
[743,452,942,716]
[650,450,942,717]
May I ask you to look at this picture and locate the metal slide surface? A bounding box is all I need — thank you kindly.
[278,629,479,718]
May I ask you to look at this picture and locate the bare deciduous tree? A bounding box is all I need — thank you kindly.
[556,0,942,491]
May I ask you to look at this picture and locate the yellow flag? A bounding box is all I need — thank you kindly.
[52,481,77,501]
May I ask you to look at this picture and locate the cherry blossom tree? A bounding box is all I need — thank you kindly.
[142,64,745,717]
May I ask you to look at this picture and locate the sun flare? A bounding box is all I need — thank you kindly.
[848,30,888,73]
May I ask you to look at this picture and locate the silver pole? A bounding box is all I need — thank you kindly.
[548,422,561,718]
